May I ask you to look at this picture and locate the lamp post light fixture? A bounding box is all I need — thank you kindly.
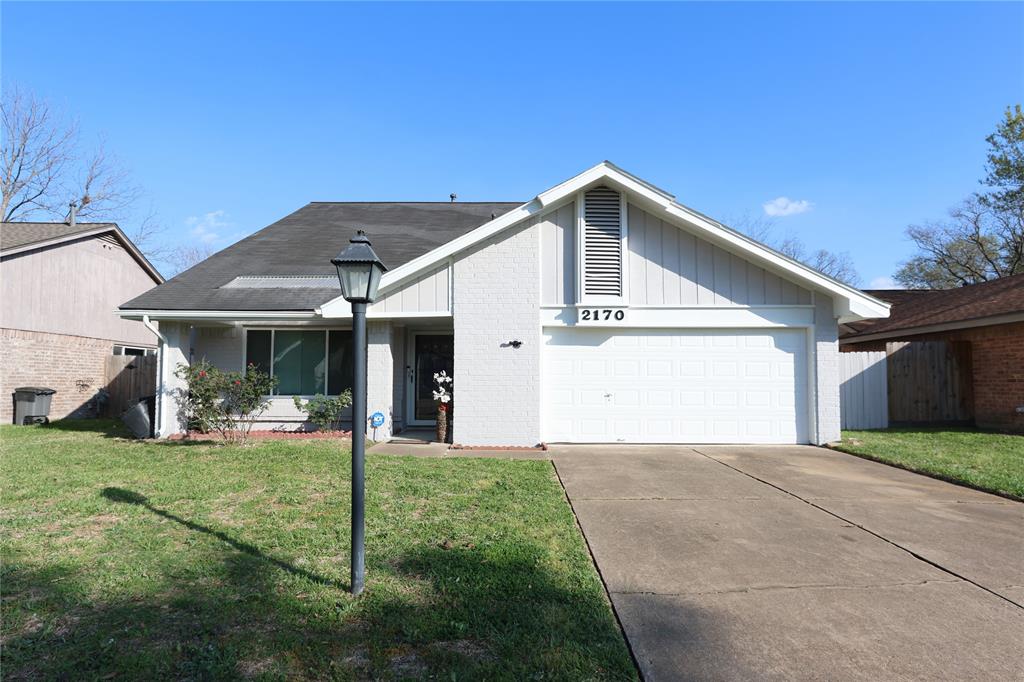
[331,230,387,596]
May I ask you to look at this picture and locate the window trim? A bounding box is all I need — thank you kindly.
[113,345,156,356]
[576,187,629,306]
[242,327,353,397]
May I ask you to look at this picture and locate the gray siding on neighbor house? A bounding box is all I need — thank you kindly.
[539,201,814,307]
[373,264,451,314]
[0,235,159,345]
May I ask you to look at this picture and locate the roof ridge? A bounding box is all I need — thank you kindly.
[306,201,523,205]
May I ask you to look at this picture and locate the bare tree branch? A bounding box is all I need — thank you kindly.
[895,195,1022,288]
[167,244,214,276]
[73,140,142,221]
[1,86,76,221]
[730,212,861,285]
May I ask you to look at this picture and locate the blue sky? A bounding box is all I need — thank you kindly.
[4,2,1022,285]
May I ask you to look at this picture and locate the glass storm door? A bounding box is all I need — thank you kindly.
[413,334,454,423]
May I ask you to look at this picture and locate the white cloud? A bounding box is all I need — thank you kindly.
[868,275,899,289]
[185,210,233,244]
[763,197,813,217]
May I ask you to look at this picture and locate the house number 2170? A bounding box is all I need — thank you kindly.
[580,309,625,322]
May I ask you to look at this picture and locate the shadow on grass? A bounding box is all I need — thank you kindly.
[37,419,217,447]
[101,487,347,590]
[3,499,641,680]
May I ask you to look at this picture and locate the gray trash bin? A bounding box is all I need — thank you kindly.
[13,387,56,425]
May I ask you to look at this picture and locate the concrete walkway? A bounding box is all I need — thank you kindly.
[550,444,1024,681]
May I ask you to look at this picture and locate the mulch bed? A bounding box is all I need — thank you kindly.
[169,429,352,442]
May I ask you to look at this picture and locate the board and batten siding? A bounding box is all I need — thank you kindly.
[372,264,451,314]
[539,201,813,307]
[540,201,576,305]
[626,204,812,306]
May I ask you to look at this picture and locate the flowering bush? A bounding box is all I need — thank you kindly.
[175,361,278,443]
[292,392,353,432]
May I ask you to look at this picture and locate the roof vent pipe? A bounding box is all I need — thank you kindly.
[449,193,457,203]
[67,201,78,226]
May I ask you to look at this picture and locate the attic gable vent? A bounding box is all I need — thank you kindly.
[582,186,623,297]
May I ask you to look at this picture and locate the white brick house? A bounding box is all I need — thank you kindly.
[119,163,888,446]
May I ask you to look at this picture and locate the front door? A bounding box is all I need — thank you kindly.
[410,333,454,424]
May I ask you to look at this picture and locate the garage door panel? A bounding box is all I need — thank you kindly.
[542,328,808,444]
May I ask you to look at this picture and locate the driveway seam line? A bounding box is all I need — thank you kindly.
[609,577,964,597]
[691,448,1024,612]
[549,459,645,681]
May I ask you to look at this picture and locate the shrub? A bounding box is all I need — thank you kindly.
[292,392,353,431]
[175,361,278,443]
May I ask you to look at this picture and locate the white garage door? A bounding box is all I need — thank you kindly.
[542,328,809,444]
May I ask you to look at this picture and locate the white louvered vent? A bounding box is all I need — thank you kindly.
[583,186,623,297]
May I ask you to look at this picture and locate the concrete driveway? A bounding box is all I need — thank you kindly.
[550,445,1024,681]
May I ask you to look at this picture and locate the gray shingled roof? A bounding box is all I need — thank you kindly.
[120,202,521,311]
[1,221,117,251]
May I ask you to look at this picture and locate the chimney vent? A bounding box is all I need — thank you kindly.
[67,201,78,226]
[449,193,457,203]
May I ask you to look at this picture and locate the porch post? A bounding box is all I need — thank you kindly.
[156,321,188,438]
[366,321,394,441]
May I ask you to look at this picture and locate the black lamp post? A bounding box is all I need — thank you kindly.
[331,230,387,595]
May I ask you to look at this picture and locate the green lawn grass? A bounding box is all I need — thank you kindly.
[835,427,1024,500]
[0,420,635,680]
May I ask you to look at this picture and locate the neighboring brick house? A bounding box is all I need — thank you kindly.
[118,162,889,445]
[840,274,1024,431]
[1,221,163,421]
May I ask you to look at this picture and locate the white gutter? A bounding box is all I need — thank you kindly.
[142,315,168,438]
[118,309,318,321]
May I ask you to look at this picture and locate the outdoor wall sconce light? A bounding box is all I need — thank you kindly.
[505,339,523,349]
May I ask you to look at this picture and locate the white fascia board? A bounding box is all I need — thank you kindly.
[536,160,677,208]
[120,308,453,323]
[317,161,890,322]
[117,309,318,322]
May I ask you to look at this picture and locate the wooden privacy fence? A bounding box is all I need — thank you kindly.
[839,351,889,430]
[840,340,974,430]
[104,355,157,417]
[886,341,972,424]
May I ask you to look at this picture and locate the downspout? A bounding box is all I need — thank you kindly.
[142,315,167,437]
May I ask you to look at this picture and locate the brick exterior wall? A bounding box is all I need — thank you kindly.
[841,321,1024,432]
[1,328,115,422]
[452,219,541,446]
[814,295,841,444]
[966,322,1024,431]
